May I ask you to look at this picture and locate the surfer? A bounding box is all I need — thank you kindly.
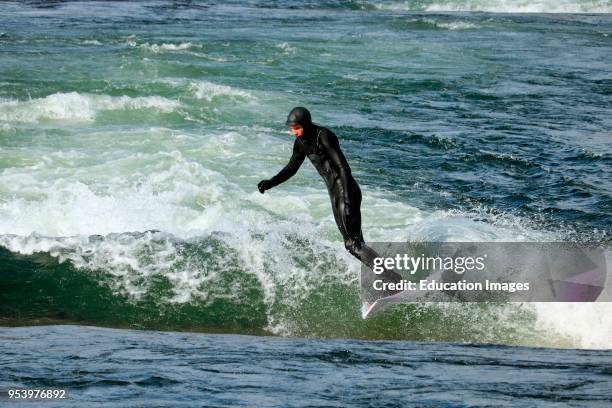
[257,107,401,285]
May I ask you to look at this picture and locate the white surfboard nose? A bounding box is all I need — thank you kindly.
[361,301,378,319]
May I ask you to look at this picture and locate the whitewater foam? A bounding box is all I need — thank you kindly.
[139,42,200,53]
[423,18,479,29]
[532,302,612,349]
[2,163,609,349]
[82,39,102,45]
[188,81,256,102]
[372,0,612,13]
[400,17,480,29]
[1,128,610,348]
[276,42,297,54]
[0,92,179,123]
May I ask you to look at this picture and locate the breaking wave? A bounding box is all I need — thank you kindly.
[369,0,612,13]
[1,232,610,349]
[0,92,179,123]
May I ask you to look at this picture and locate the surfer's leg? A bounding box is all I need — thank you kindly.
[343,230,402,285]
[332,186,402,285]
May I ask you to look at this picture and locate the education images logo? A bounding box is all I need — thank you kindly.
[371,252,530,293]
[361,242,609,313]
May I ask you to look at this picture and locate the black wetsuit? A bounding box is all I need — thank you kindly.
[260,121,397,282]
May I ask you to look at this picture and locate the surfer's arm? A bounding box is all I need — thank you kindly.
[266,140,306,189]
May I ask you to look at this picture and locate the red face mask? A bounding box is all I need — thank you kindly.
[289,125,304,138]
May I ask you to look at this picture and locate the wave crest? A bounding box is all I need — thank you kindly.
[1,235,610,349]
[188,81,256,102]
[371,0,612,13]
[0,92,179,123]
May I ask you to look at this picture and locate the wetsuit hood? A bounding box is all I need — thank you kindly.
[286,107,311,127]
[286,106,317,138]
